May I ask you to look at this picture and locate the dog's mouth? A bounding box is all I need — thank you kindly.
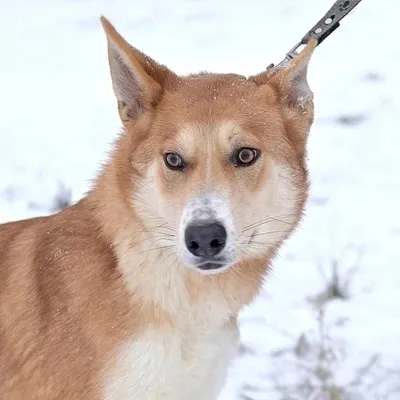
[195,260,227,271]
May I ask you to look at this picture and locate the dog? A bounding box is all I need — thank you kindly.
[0,16,317,400]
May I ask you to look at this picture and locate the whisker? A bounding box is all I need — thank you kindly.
[159,246,176,258]
[127,221,176,246]
[146,230,175,237]
[141,244,175,254]
[231,264,259,284]
[245,229,289,238]
[242,215,294,232]
[162,249,179,265]
[134,236,175,247]
[165,254,180,270]
[243,240,278,247]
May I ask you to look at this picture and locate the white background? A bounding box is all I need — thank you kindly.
[1,0,399,398]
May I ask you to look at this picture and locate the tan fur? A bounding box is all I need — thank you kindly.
[0,17,317,399]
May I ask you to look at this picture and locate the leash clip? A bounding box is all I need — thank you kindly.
[268,0,363,70]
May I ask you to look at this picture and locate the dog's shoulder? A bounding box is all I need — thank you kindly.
[0,200,114,272]
[0,200,132,399]
[0,200,119,323]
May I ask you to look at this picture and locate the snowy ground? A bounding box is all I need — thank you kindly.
[1,0,399,398]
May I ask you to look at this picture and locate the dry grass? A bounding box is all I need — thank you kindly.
[239,253,399,400]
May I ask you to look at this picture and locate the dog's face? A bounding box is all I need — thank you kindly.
[101,17,316,274]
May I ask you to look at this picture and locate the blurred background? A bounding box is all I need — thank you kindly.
[1,0,399,398]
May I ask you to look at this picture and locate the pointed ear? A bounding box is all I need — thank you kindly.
[100,16,176,122]
[252,39,317,111]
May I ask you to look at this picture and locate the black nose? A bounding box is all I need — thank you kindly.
[185,221,227,258]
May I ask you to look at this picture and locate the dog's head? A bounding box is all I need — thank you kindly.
[100,17,316,275]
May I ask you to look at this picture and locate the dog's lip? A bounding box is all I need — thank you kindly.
[195,260,227,270]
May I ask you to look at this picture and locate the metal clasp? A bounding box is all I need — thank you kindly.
[268,0,364,70]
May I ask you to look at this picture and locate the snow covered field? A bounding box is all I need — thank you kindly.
[1,0,399,398]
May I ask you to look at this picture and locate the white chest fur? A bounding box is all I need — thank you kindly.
[103,320,239,400]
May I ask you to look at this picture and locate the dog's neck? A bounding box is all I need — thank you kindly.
[89,151,271,329]
[112,230,270,329]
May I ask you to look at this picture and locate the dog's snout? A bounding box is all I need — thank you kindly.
[185,221,227,258]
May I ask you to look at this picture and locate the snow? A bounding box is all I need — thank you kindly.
[1,0,399,398]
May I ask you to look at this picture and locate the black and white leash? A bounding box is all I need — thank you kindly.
[267,0,364,70]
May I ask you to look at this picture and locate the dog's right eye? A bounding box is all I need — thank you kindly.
[164,152,186,171]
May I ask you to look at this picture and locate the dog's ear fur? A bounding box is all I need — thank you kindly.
[251,39,317,111]
[100,16,176,123]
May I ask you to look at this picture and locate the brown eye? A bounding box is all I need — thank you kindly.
[164,152,185,170]
[234,147,260,167]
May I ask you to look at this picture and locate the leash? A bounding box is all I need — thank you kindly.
[267,0,364,70]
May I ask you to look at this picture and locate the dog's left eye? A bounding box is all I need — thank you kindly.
[232,147,260,167]
[164,152,185,170]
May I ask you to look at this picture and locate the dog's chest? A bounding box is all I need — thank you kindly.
[103,320,239,400]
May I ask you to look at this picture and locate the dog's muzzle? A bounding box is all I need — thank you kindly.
[179,192,236,272]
